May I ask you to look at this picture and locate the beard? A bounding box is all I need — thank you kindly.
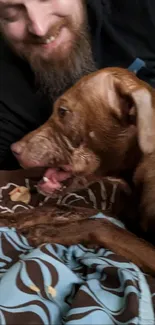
[1,6,96,101]
[29,22,96,101]
[34,29,96,101]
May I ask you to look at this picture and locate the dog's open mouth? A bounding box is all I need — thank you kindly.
[37,166,73,195]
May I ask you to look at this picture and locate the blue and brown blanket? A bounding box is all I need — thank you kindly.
[0,169,154,325]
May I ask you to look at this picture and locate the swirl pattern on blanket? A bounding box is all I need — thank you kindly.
[1,230,153,325]
[0,169,154,325]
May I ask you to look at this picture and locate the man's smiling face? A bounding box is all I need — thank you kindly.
[0,0,96,98]
[0,0,85,61]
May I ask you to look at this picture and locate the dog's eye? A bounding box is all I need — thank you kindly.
[58,106,68,118]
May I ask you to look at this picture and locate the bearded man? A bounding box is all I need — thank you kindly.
[0,0,155,169]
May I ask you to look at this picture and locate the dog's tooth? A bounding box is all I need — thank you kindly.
[43,176,49,183]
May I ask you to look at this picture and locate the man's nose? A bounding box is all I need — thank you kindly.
[27,5,49,37]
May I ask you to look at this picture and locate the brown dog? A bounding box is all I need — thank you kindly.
[9,67,155,274]
[11,67,155,183]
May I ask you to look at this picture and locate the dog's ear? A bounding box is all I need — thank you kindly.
[112,78,155,154]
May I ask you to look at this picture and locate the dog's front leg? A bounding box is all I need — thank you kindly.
[19,215,155,276]
[90,218,155,276]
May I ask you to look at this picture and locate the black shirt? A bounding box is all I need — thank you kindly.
[1,0,155,169]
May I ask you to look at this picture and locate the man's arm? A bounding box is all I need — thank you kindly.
[0,101,26,169]
[0,38,52,170]
[137,67,155,88]
[93,0,155,87]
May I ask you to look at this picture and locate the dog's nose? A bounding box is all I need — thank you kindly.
[11,142,25,157]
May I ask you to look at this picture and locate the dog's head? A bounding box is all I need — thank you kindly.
[11,67,155,195]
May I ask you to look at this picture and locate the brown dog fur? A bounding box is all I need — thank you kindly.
[9,67,155,274]
[12,67,153,174]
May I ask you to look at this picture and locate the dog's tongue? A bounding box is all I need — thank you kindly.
[38,167,72,194]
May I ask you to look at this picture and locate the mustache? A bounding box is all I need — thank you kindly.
[24,17,71,45]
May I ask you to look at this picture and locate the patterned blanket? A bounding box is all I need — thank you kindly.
[0,169,154,325]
